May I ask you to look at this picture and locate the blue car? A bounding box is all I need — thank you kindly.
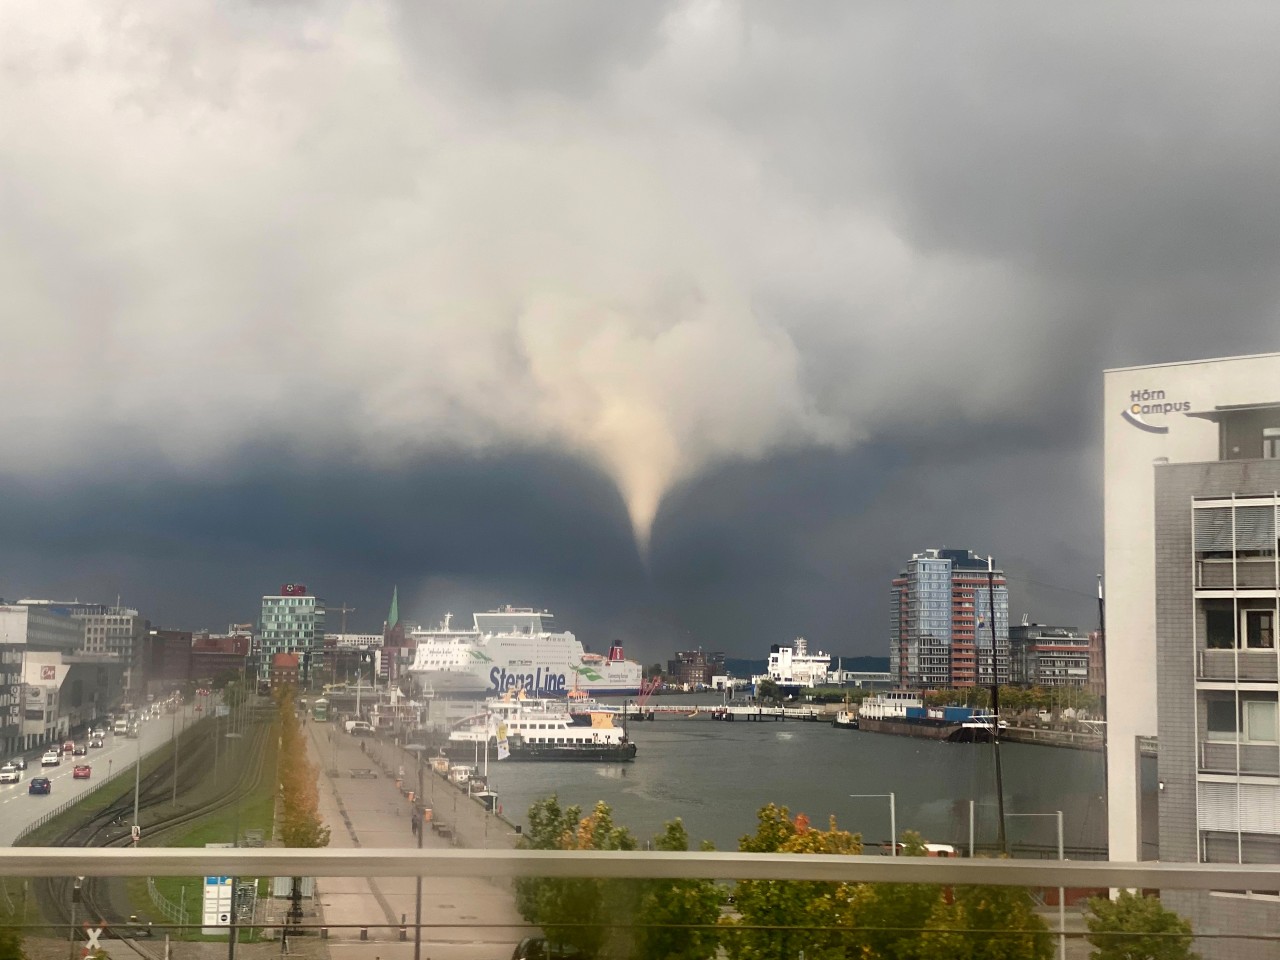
[28,777,51,795]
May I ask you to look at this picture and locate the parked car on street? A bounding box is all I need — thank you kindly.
[28,777,51,795]
[73,765,92,779]
[0,764,20,784]
[41,751,61,767]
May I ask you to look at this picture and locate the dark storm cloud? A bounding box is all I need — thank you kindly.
[0,450,651,644]
[1,2,1278,659]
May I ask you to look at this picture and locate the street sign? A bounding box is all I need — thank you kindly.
[202,843,235,935]
[83,925,103,955]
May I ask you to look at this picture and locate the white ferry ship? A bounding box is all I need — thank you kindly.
[406,606,643,697]
[444,694,638,762]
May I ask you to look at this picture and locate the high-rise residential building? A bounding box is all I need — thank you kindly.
[889,548,1009,689]
[1007,623,1092,687]
[258,584,326,686]
[1104,351,1280,959]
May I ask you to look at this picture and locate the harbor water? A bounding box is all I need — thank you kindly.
[479,714,1110,857]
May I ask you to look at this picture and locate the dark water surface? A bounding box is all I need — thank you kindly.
[482,717,1107,855]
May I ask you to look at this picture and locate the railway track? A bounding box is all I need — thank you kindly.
[35,714,271,957]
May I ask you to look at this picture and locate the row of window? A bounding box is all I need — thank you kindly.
[1205,608,1276,650]
[1206,697,1278,744]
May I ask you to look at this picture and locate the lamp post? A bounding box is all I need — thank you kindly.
[403,743,427,960]
[1007,810,1065,960]
[850,792,897,855]
[132,721,142,833]
[225,730,244,960]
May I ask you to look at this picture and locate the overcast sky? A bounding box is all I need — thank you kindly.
[2,2,1278,661]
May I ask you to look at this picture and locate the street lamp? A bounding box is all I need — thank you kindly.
[1007,810,1065,960]
[403,742,428,960]
[850,792,897,856]
[225,731,244,960]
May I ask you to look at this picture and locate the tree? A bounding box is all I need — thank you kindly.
[1084,891,1198,960]
[633,820,722,960]
[646,663,665,679]
[0,926,26,960]
[725,804,862,960]
[917,882,1052,960]
[846,831,943,960]
[515,797,638,959]
[755,678,781,704]
[275,686,331,848]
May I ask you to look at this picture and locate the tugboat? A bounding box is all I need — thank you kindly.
[832,694,859,730]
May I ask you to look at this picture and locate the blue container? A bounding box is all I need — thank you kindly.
[905,707,927,719]
[943,706,973,722]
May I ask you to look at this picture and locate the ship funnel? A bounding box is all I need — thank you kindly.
[608,641,625,662]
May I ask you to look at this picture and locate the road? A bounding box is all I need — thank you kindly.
[0,701,207,847]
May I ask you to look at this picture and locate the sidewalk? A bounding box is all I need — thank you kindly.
[304,721,527,960]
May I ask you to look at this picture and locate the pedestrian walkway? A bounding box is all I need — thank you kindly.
[303,721,527,960]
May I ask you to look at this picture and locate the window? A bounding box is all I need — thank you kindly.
[1245,701,1278,743]
[1265,427,1280,460]
[1206,698,1279,743]
[1245,610,1275,649]
[1205,607,1236,649]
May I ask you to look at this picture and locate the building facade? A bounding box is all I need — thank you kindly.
[667,650,726,688]
[1008,623,1093,687]
[21,601,152,690]
[258,584,325,686]
[890,548,1009,689]
[1104,351,1280,959]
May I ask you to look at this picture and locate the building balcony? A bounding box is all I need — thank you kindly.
[1197,650,1279,683]
[1200,740,1280,777]
[1195,559,1279,591]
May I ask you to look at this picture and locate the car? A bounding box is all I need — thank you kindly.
[89,737,104,749]
[28,777,51,795]
[72,765,92,779]
[40,751,61,767]
[72,744,87,756]
[9,756,27,770]
[0,764,20,784]
[511,938,588,960]
[61,740,75,754]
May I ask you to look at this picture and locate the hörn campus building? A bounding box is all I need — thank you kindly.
[1104,351,1280,957]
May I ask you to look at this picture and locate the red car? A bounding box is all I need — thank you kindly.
[72,765,92,779]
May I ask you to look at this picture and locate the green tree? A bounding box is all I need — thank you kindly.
[0,926,26,960]
[725,804,862,960]
[1084,891,1198,960]
[918,883,1052,960]
[515,797,638,959]
[846,831,943,960]
[633,819,722,960]
[755,678,781,704]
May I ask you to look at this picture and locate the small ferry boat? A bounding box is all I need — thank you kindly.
[443,693,638,762]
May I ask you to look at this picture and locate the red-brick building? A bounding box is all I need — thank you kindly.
[270,652,300,688]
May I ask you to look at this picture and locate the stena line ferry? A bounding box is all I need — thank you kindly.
[406,606,643,697]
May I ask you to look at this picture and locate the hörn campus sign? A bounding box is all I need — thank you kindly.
[1122,388,1190,434]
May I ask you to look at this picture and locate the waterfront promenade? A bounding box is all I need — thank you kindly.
[305,721,526,960]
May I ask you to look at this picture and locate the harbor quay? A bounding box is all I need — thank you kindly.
[304,720,527,960]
